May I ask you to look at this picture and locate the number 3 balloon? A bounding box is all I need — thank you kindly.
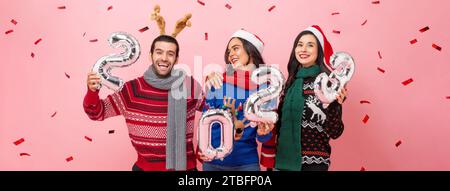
[314,52,355,108]
[92,32,141,92]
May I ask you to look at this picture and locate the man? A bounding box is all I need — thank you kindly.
[84,35,203,171]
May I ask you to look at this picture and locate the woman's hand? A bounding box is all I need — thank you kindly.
[205,72,223,90]
[257,122,274,136]
[336,86,348,104]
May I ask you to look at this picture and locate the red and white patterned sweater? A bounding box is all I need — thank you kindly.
[83,76,203,171]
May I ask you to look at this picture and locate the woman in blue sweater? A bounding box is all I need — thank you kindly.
[198,29,274,171]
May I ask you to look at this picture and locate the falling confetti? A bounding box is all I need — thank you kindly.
[204,32,208,40]
[66,156,73,162]
[34,38,42,45]
[332,30,340,34]
[446,96,450,99]
[419,26,429,33]
[89,39,98,43]
[268,5,276,12]
[20,153,31,157]
[432,43,442,51]
[57,6,66,9]
[138,26,149,33]
[84,136,92,142]
[331,12,340,15]
[360,100,371,104]
[13,138,25,146]
[395,140,402,147]
[225,4,232,9]
[51,111,57,118]
[362,115,369,124]
[197,0,205,6]
[377,67,385,73]
[83,32,86,37]
[402,78,413,86]
[11,19,18,25]
[108,130,115,134]
[378,51,382,59]
[372,1,380,4]
[64,72,70,79]
[107,6,113,11]
[5,29,13,34]
[361,19,367,26]
[409,39,417,44]
[31,52,35,58]
[360,167,366,171]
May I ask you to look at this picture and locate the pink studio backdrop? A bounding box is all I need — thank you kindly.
[1,0,449,171]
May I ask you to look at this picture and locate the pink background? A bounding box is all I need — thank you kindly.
[1,0,449,171]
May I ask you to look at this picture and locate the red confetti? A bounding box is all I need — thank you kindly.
[360,167,366,171]
[432,43,442,51]
[107,6,113,11]
[360,100,371,104]
[331,12,340,15]
[51,111,57,118]
[84,136,92,142]
[395,140,402,147]
[204,32,208,40]
[197,0,205,6]
[332,30,340,34]
[83,32,86,37]
[419,26,429,33]
[64,72,70,79]
[11,19,18,25]
[402,78,413,86]
[89,39,98,43]
[409,39,417,44]
[138,26,149,33]
[20,153,31,156]
[268,5,276,12]
[377,67,385,73]
[14,138,25,146]
[225,4,232,9]
[66,156,73,162]
[108,130,115,134]
[5,29,13,34]
[446,96,450,99]
[378,51,382,59]
[57,6,66,9]
[372,1,380,4]
[362,115,369,124]
[31,52,35,58]
[361,19,368,26]
[34,38,42,45]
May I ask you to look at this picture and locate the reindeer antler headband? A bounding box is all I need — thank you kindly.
[150,5,192,38]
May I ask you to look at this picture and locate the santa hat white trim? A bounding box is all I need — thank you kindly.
[231,29,265,54]
[303,25,334,71]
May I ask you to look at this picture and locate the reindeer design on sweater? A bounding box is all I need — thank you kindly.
[305,96,326,124]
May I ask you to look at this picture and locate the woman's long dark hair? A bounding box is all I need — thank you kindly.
[224,37,265,68]
[275,31,330,135]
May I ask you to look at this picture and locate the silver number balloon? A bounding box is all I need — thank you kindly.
[198,109,234,160]
[314,52,355,108]
[244,66,285,124]
[92,32,141,92]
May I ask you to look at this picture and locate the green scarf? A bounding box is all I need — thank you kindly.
[275,64,320,171]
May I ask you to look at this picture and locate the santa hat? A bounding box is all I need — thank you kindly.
[303,25,334,71]
[231,29,265,54]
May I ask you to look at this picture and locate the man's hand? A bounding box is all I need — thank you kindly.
[87,72,101,92]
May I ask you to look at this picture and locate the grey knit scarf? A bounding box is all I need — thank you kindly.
[143,65,188,170]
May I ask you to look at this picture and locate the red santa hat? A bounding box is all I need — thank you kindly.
[231,29,265,54]
[303,25,334,71]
